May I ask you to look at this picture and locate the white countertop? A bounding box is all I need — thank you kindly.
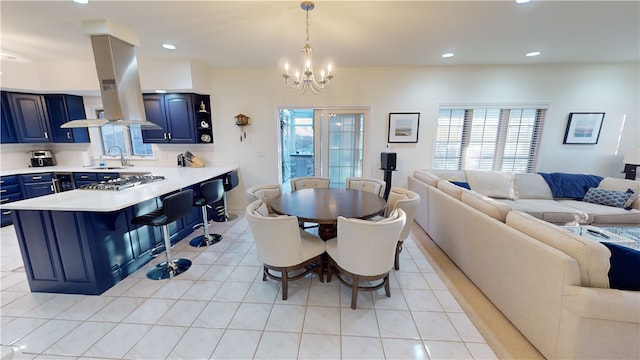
[1,166,237,212]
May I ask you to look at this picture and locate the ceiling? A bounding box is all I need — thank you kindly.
[1,1,639,71]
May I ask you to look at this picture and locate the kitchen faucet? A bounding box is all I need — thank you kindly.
[106,145,131,167]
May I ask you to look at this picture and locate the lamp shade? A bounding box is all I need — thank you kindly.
[623,146,640,165]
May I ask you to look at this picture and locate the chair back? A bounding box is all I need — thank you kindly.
[163,189,194,223]
[291,176,330,191]
[386,187,420,241]
[246,184,282,212]
[200,179,224,204]
[223,170,239,191]
[336,209,405,276]
[246,199,307,267]
[346,177,386,197]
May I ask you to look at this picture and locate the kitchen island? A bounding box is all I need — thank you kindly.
[2,166,237,295]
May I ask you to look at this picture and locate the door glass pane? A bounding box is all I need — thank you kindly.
[327,113,364,188]
[280,109,315,186]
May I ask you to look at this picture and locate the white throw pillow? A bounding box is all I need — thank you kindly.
[465,170,516,199]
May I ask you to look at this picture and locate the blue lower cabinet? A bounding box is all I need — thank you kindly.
[11,188,204,295]
[1,175,23,226]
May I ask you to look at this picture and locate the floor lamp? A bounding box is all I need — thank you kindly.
[622,146,640,180]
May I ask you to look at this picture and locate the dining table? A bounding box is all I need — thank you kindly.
[269,188,387,240]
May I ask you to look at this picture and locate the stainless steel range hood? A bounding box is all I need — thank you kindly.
[62,33,161,129]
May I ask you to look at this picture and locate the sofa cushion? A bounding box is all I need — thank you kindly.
[514,173,554,200]
[465,170,516,199]
[461,191,511,222]
[506,211,611,288]
[437,180,466,200]
[600,242,640,291]
[429,170,467,182]
[583,187,634,208]
[560,200,640,225]
[496,199,594,225]
[413,170,441,187]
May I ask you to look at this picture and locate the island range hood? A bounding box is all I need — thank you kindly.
[62,32,161,129]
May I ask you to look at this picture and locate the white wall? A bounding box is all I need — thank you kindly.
[1,61,638,210]
[211,63,639,193]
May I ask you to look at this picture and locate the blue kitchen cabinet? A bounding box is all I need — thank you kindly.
[1,175,23,226]
[1,92,18,143]
[141,93,201,144]
[21,173,54,199]
[7,92,51,143]
[45,94,90,143]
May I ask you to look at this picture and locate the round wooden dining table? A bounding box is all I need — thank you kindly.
[269,188,387,240]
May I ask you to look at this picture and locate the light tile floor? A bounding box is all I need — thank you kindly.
[1,214,498,360]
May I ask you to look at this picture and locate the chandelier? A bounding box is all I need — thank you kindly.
[282,1,333,95]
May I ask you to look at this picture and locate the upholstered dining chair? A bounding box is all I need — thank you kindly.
[246,184,282,214]
[345,177,386,197]
[245,199,326,300]
[290,176,330,191]
[386,188,420,270]
[326,208,406,309]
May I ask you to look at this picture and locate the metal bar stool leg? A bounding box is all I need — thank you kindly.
[190,205,222,247]
[147,225,192,280]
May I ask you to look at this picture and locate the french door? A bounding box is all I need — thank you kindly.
[279,107,370,190]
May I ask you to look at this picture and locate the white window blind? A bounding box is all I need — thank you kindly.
[434,107,546,173]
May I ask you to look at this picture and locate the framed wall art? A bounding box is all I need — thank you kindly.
[563,112,605,144]
[388,112,420,143]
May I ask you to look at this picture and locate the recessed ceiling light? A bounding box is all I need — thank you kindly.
[155,90,167,93]
[73,0,89,4]
[526,51,541,57]
[162,43,176,50]
[442,52,455,58]
[516,0,531,4]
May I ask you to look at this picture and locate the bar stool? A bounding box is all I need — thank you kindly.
[132,189,193,280]
[190,179,224,247]
[218,170,239,222]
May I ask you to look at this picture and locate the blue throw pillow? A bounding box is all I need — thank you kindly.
[601,242,640,291]
[583,187,634,208]
[449,181,471,190]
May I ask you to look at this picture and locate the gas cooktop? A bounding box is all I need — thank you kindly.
[79,175,166,191]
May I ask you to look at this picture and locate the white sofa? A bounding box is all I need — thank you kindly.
[408,170,640,360]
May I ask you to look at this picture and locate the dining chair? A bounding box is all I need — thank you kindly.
[246,184,282,214]
[326,208,406,309]
[290,176,330,191]
[245,199,326,300]
[345,177,386,197]
[386,187,420,270]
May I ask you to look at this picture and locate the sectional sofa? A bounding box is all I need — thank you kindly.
[408,170,640,360]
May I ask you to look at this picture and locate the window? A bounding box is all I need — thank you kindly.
[100,124,153,157]
[434,106,546,173]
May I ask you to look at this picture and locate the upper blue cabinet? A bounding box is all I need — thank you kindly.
[142,93,211,144]
[6,92,51,143]
[1,91,89,144]
[45,94,90,143]
[1,92,18,143]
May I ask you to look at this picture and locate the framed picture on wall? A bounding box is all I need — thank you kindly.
[388,112,420,143]
[563,112,605,144]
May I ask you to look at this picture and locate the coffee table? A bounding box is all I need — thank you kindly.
[563,225,638,250]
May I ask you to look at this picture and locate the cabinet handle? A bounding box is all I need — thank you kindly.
[1,198,8,202]
[168,133,172,140]
[103,176,112,179]
[0,180,4,184]
[163,132,167,139]
[0,189,6,193]
[32,176,43,180]
[81,176,89,179]
[2,211,11,215]
[44,131,49,139]
[67,132,72,139]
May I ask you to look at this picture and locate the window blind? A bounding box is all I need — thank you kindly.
[434,106,547,173]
